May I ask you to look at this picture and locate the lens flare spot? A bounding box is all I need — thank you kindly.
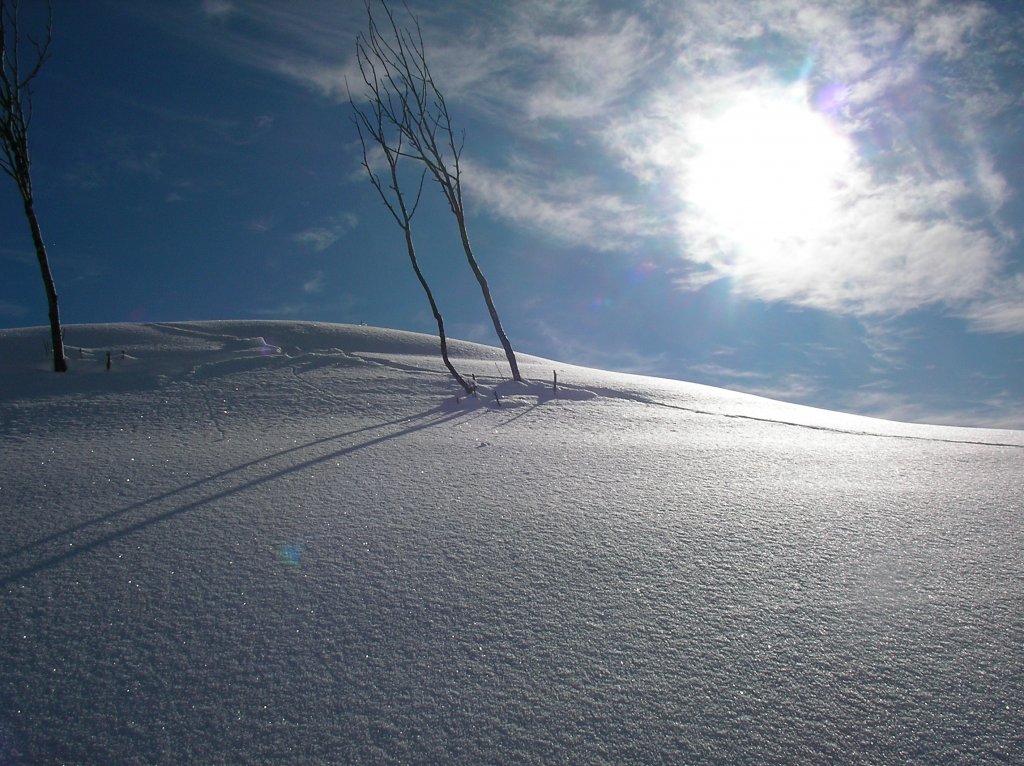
[814,82,848,116]
[628,260,657,284]
[278,543,302,566]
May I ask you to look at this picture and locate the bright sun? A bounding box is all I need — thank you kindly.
[685,86,853,268]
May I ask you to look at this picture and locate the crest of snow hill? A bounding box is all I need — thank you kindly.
[0,319,1021,444]
[0,320,591,407]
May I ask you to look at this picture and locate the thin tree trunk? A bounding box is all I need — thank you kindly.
[403,224,474,394]
[23,195,65,371]
[455,212,521,382]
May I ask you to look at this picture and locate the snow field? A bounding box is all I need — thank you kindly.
[1,321,1021,764]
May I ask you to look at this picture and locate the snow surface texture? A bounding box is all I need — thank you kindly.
[1,320,1021,765]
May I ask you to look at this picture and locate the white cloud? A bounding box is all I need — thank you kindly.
[303,272,325,294]
[511,11,655,122]
[464,158,664,251]
[201,0,236,21]
[274,58,361,102]
[616,84,1005,316]
[600,0,1020,325]
[294,227,341,252]
[293,213,358,252]
[909,4,991,60]
[685,170,1000,315]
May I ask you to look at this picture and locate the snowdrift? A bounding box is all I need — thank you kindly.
[1,320,1021,764]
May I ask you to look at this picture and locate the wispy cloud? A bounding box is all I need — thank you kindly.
[464,158,663,251]
[858,320,921,370]
[201,0,236,21]
[273,58,361,102]
[293,213,358,252]
[246,217,275,234]
[848,387,1024,430]
[302,271,325,294]
[527,319,672,378]
[496,6,657,122]
[252,302,311,318]
[689,362,824,405]
[254,292,359,319]
[293,228,341,253]
[962,275,1024,333]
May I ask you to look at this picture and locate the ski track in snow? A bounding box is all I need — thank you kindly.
[1,320,1022,765]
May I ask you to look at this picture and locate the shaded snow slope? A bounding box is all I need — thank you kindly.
[2,321,1022,764]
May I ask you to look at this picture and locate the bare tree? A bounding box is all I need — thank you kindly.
[0,0,64,372]
[350,62,475,395]
[356,0,522,382]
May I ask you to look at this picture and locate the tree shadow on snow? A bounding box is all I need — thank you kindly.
[0,403,477,586]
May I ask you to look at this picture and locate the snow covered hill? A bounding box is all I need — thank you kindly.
[1,320,1021,764]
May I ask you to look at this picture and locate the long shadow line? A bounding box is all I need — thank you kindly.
[1,404,459,573]
[492,402,542,428]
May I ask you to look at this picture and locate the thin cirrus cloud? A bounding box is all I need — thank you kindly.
[499,8,656,122]
[302,271,325,295]
[692,363,826,406]
[200,0,236,21]
[848,387,1024,430]
[463,158,665,252]
[293,213,358,253]
[170,2,663,255]
[964,275,1024,334]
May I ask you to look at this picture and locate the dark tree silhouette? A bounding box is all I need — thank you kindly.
[0,0,65,372]
[355,0,522,382]
[351,59,475,395]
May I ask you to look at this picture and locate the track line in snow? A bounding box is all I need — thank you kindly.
[625,394,1024,449]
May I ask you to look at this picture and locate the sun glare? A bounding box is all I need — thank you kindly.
[685,86,853,268]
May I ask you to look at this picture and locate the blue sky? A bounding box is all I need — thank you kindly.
[3,0,1023,428]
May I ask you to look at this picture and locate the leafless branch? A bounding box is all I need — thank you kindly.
[352,0,521,381]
